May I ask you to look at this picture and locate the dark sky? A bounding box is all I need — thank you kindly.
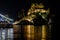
[0,0,19,19]
[0,0,58,20]
[0,0,32,20]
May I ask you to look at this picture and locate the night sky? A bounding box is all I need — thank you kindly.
[0,0,58,20]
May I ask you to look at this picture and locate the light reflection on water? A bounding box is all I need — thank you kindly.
[23,25,50,40]
[0,28,13,40]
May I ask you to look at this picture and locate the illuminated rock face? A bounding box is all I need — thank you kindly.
[27,3,49,21]
[13,3,52,40]
[18,3,51,40]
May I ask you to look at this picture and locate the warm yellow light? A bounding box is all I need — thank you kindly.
[42,25,47,40]
[24,25,34,40]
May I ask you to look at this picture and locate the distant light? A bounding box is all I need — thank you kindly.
[0,14,14,21]
[0,19,4,21]
[0,13,14,24]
